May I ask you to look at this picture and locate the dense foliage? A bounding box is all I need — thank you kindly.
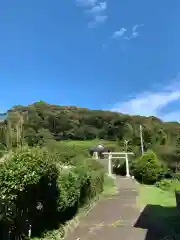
[131,151,164,184]
[156,178,180,192]
[0,101,180,169]
[0,101,179,147]
[0,147,104,239]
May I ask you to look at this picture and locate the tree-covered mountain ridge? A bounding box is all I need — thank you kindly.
[0,101,180,168]
[5,101,180,145]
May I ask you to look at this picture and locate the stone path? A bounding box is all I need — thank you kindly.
[64,175,180,240]
[65,176,148,240]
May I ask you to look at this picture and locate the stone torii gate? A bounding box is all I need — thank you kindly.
[102,152,134,178]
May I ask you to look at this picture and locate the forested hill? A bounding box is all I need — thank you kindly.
[4,101,180,149]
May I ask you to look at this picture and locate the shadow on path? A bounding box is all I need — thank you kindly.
[134,204,180,240]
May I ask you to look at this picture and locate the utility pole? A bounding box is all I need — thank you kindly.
[140,125,144,155]
[124,140,129,152]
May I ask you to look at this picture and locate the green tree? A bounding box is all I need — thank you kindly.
[8,101,180,169]
[132,151,163,184]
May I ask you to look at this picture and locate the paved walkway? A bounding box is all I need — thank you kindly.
[64,175,180,240]
[65,176,148,240]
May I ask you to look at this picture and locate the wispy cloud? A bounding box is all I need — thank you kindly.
[76,0,108,27]
[110,74,180,122]
[111,24,144,43]
[88,15,107,27]
[124,24,144,40]
[112,91,180,116]
[76,0,98,7]
[112,28,127,39]
[86,1,107,14]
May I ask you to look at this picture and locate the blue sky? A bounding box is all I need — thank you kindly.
[0,0,180,121]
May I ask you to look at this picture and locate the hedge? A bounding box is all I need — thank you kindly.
[0,147,59,238]
[0,146,104,239]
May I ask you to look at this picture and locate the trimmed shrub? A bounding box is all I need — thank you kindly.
[72,158,104,206]
[132,150,163,184]
[0,146,59,238]
[0,146,105,239]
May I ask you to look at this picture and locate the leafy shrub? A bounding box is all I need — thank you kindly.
[156,179,180,192]
[132,150,163,184]
[155,179,173,191]
[45,142,89,165]
[155,145,180,172]
[173,171,180,180]
[0,146,59,238]
[0,146,105,239]
[72,158,104,206]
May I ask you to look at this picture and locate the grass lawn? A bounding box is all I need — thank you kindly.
[137,184,176,209]
[59,139,121,151]
[61,139,116,146]
[136,183,180,238]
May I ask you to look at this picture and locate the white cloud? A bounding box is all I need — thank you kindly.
[88,15,107,27]
[110,74,180,122]
[132,31,139,38]
[112,91,180,116]
[112,28,127,38]
[76,0,98,7]
[86,2,107,14]
[124,24,144,40]
[132,24,142,32]
[94,15,107,23]
[111,24,144,42]
[76,0,107,27]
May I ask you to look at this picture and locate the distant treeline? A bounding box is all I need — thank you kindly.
[0,101,180,168]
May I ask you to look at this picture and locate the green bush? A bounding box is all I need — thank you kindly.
[132,150,163,184]
[173,171,180,180]
[0,146,105,239]
[45,142,89,165]
[155,179,173,191]
[72,158,104,206]
[156,179,180,192]
[155,145,180,172]
[0,146,59,238]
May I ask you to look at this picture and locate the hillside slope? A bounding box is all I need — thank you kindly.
[1,101,180,166]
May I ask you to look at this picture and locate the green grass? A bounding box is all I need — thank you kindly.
[137,184,176,209]
[61,139,116,146]
[136,183,180,237]
[60,139,121,151]
[102,174,118,197]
